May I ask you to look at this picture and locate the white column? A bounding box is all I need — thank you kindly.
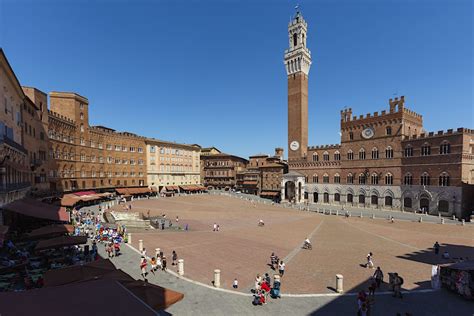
[178,259,184,276]
[336,274,343,293]
[127,233,132,244]
[138,239,143,252]
[214,269,221,288]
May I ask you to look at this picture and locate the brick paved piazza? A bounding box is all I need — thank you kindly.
[112,195,473,294]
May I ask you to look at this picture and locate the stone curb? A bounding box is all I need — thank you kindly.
[125,243,438,298]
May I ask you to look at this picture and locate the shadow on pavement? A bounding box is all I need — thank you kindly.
[396,244,473,265]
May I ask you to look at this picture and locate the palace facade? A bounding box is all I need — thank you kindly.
[146,138,201,192]
[282,12,474,219]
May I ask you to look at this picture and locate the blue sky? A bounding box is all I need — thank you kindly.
[1,0,472,158]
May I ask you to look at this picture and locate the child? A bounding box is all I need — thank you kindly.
[233,278,238,289]
[150,257,157,274]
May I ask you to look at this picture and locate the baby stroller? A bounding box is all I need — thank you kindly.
[271,281,281,298]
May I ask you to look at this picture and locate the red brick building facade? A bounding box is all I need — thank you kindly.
[282,13,474,219]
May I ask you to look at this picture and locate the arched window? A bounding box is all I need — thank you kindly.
[359,148,366,160]
[293,33,298,47]
[334,151,341,161]
[440,142,450,154]
[334,193,340,202]
[385,173,393,185]
[359,194,365,204]
[347,173,354,184]
[347,193,353,203]
[312,153,319,162]
[438,200,449,212]
[323,151,330,161]
[349,132,354,140]
[421,143,431,156]
[371,173,379,185]
[403,173,413,185]
[323,192,329,203]
[313,192,318,203]
[371,195,378,205]
[347,150,354,160]
[372,148,379,159]
[404,197,412,208]
[312,174,318,183]
[385,146,393,159]
[385,196,393,206]
[359,173,366,184]
[386,126,392,135]
[323,173,329,183]
[404,145,413,157]
[421,172,430,186]
[439,172,450,186]
[334,173,341,184]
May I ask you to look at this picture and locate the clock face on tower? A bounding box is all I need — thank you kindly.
[290,141,300,151]
[361,127,375,139]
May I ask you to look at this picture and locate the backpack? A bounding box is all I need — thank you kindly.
[399,277,404,285]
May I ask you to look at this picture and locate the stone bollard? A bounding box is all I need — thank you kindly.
[441,218,445,224]
[462,219,465,226]
[336,274,343,293]
[155,248,160,258]
[360,212,363,218]
[419,217,423,223]
[138,239,143,252]
[372,214,375,219]
[127,233,132,244]
[178,259,184,276]
[214,269,221,288]
[336,210,339,216]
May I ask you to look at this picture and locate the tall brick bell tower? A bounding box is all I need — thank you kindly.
[285,10,311,161]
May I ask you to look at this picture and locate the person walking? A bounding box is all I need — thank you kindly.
[270,252,277,270]
[392,273,404,298]
[156,256,162,271]
[278,261,286,277]
[434,241,440,255]
[213,223,217,232]
[366,252,374,269]
[264,273,271,286]
[233,278,239,289]
[162,256,167,271]
[172,250,178,266]
[373,267,384,288]
[140,258,148,280]
[255,274,262,291]
[141,248,147,258]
